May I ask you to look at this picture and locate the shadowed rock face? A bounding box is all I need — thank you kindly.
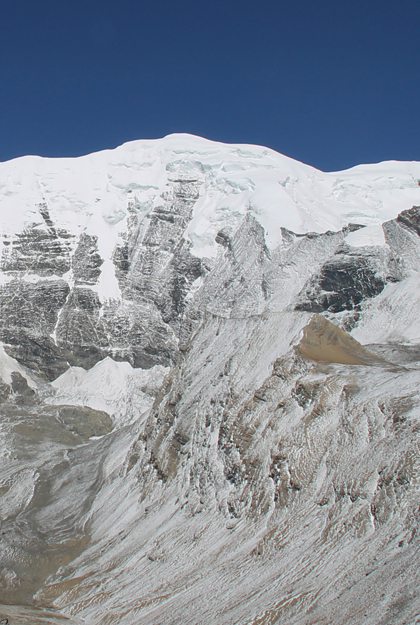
[295,249,392,314]
[396,205,420,235]
[2,144,420,624]
[0,178,207,378]
[1,212,74,278]
[0,280,71,380]
[72,233,103,285]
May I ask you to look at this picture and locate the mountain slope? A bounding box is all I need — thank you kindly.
[1,135,420,624]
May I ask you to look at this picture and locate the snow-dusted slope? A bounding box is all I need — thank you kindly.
[1,135,420,624]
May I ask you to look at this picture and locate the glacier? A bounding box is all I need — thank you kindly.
[0,134,420,623]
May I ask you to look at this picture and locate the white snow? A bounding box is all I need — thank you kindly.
[1,134,420,299]
[352,272,420,345]
[50,357,169,427]
[0,345,38,388]
[344,224,386,247]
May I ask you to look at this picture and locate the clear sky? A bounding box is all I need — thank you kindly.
[1,0,419,171]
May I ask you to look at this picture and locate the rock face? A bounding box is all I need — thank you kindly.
[1,134,420,624]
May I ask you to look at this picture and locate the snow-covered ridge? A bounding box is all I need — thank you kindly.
[1,133,420,268]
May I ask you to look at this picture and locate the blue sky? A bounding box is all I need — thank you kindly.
[1,0,419,171]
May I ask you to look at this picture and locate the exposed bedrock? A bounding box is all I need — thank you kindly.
[1,221,73,277]
[0,279,70,380]
[0,179,208,376]
[294,241,402,316]
[72,233,103,285]
[1,186,415,381]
